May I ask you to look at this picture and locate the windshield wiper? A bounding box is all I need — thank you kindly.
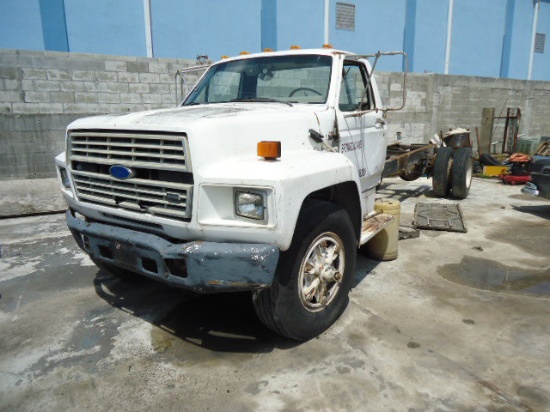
[230,97,293,107]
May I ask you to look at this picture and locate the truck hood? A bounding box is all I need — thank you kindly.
[68,103,325,132]
[67,103,335,177]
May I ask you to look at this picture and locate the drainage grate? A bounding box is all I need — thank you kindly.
[413,203,467,233]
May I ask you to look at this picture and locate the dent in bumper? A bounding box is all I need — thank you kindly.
[66,210,279,292]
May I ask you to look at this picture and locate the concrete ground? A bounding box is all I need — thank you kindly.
[0,178,65,218]
[0,177,549,411]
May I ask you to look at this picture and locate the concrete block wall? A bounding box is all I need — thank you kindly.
[0,49,198,180]
[2,49,550,181]
[383,72,550,147]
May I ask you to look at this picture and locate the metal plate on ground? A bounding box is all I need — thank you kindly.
[413,203,467,233]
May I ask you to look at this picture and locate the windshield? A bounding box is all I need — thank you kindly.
[183,54,332,106]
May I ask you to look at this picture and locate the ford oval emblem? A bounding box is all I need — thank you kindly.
[109,165,135,180]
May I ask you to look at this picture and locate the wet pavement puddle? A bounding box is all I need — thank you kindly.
[438,257,550,296]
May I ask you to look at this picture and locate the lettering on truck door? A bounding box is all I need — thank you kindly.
[336,60,386,192]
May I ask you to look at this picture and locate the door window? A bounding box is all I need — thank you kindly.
[339,63,372,111]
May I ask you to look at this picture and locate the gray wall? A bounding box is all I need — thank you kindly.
[2,49,550,180]
[0,49,197,180]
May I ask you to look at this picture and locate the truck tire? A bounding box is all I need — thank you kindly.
[252,201,356,341]
[451,147,473,199]
[432,147,453,197]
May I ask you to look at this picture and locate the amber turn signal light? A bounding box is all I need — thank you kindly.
[258,141,281,160]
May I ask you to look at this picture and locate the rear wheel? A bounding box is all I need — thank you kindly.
[432,147,454,197]
[451,147,473,199]
[253,201,356,341]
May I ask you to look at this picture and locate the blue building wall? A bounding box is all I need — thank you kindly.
[151,0,261,60]
[0,0,44,51]
[450,0,507,77]
[411,0,449,74]
[275,0,324,50]
[532,1,550,80]
[64,0,146,56]
[39,0,69,52]
[0,0,548,81]
[329,0,407,72]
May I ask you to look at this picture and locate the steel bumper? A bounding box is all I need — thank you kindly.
[66,210,279,292]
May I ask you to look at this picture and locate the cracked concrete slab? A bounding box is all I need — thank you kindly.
[0,178,549,411]
[0,178,65,218]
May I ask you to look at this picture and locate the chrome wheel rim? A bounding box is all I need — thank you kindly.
[298,232,345,312]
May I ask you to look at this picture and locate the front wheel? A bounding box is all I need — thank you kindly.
[253,201,356,341]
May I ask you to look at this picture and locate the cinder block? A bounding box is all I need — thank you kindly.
[105,60,127,72]
[118,72,140,83]
[12,103,40,114]
[97,82,128,93]
[98,93,120,103]
[119,93,141,104]
[63,102,90,114]
[23,91,50,103]
[95,71,118,82]
[34,80,61,91]
[38,103,64,114]
[149,61,174,73]
[162,94,176,105]
[83,81,99,92]
[72,70,96,81]
[159,74,173,83]
[0,103,12,114]
[129,83,150,94]
[150,84,170,93]
[22,68,47,80]
[74,92,98,103]
[50,92,75,103]
[141,94,163,104]
[139,73,160,83]
[0,67,21,80]
[47,69,72,81]
[2,79,19,90]
[126,61,148,73]
[61,82,86,92]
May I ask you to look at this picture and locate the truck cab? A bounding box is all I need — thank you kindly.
[56,48,393,340]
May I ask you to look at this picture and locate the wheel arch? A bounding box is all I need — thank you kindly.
[301,181,362,244]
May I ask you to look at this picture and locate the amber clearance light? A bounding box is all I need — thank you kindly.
[257,141,281,160]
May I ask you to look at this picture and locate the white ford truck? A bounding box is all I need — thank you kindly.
[55,48,406,340]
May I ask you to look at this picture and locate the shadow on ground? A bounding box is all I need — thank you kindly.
[377,181,433,202]
[93,270,299,354]
[510,204,550,220]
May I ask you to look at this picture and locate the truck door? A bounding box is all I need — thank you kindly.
[336,60,386,192]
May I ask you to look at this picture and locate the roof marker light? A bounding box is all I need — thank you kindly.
[257,141,281,161]
[263,48,274,52]
[290,45,301,50]
[322,43,333,49]
[240,51,251,55]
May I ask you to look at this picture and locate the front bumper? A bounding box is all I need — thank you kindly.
[521,182,540,197]
[66,210,279,292]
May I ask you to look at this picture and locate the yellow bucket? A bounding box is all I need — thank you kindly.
[364,199,400,261]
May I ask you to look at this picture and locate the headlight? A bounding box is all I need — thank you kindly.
[235,191,265,220]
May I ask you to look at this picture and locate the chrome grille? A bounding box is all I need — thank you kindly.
[69,130,189,172]
[69,130,192,220]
